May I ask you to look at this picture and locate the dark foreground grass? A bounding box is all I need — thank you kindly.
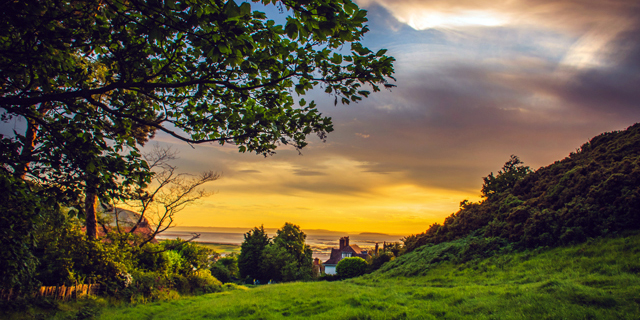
[96,233,640,319]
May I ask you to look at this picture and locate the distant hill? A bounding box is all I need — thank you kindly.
[99,204,150,228]
[404,123,640,252]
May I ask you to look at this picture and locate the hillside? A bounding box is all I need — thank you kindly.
[403,123,640,252]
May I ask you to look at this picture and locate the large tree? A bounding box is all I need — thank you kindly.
[0,0,395,238]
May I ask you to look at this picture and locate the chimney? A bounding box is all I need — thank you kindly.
[375,242,379,255]
[339,237,345,249]
[345,236,349,248]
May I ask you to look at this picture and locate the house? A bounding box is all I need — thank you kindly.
[323,236,370,275]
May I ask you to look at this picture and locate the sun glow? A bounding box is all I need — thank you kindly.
[401,10,509,30]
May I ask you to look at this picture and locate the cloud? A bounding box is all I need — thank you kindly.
[238,169,261,174]
[141,0,640,234]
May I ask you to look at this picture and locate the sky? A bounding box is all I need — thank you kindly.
[136,0,639,235]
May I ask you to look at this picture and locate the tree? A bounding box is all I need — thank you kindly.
[272,222,312,266]
[481,155,532,199]
[103,145,219,246]
[261,222,313,282]
[238,225,270,281]
[0,0,396,239]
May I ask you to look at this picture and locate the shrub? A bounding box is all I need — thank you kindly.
[367,252,395,273]
[210,264,232,283]
[187,270,222,294]
[336,257,367,279]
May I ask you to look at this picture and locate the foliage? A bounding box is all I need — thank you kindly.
[239,223,313,282]
[238,225,270,281]
[34,215,132,288]
[264,222,313,281]
[210,254,239,284]
[336,257,367,279]
[366,251,395,273]
[404,123,640,253]
[260,244,300,282]
[481,155,532,199]
[0,0,395,210]
[217,255,240,279]
[0,171,55,293]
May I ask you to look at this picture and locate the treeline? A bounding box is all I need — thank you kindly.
[403,123,640,254]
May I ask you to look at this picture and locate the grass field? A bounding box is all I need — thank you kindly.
[94,233,640,319]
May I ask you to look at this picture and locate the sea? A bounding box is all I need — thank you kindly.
[155,226,406,261]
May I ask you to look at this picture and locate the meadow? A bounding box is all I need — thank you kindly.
[82,231,640,319]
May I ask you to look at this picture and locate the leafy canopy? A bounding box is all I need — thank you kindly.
[0,0,395,203]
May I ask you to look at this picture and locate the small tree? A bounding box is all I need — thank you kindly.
[238,225,270,281]
[336,257,367,279]
[481,155,532,199]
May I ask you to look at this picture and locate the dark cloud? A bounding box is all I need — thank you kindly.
[238,169,262,174]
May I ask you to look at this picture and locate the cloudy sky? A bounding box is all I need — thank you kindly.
[149,0,640,235]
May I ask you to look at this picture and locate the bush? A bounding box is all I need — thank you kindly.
[367,252,394,273]
[336,257,367,279]
[187,270,222,294]
[210,264,232,283]
[318,273,342,281]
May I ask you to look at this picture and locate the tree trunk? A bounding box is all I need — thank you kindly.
[85,179,98,240]
[15,118,38,179]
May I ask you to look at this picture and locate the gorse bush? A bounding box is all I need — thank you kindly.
[404,123,640,253]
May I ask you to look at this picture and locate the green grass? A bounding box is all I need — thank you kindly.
[95,233,640,319]
[195,242,241,255]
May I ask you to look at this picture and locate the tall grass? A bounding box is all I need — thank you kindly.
[96,232,640,319]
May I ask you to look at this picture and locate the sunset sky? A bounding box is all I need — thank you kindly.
[145,0,640,235]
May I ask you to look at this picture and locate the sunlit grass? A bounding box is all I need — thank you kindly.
[98,233,640,319]
[193,242,241,255]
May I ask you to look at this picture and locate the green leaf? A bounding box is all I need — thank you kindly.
[344,1,358,15]
[285,21,298,40]
[239,2,251,16]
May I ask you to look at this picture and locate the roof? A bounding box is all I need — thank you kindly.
[323,244,368,265]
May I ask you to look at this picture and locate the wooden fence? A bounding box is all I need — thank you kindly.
[1,284,100,301]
